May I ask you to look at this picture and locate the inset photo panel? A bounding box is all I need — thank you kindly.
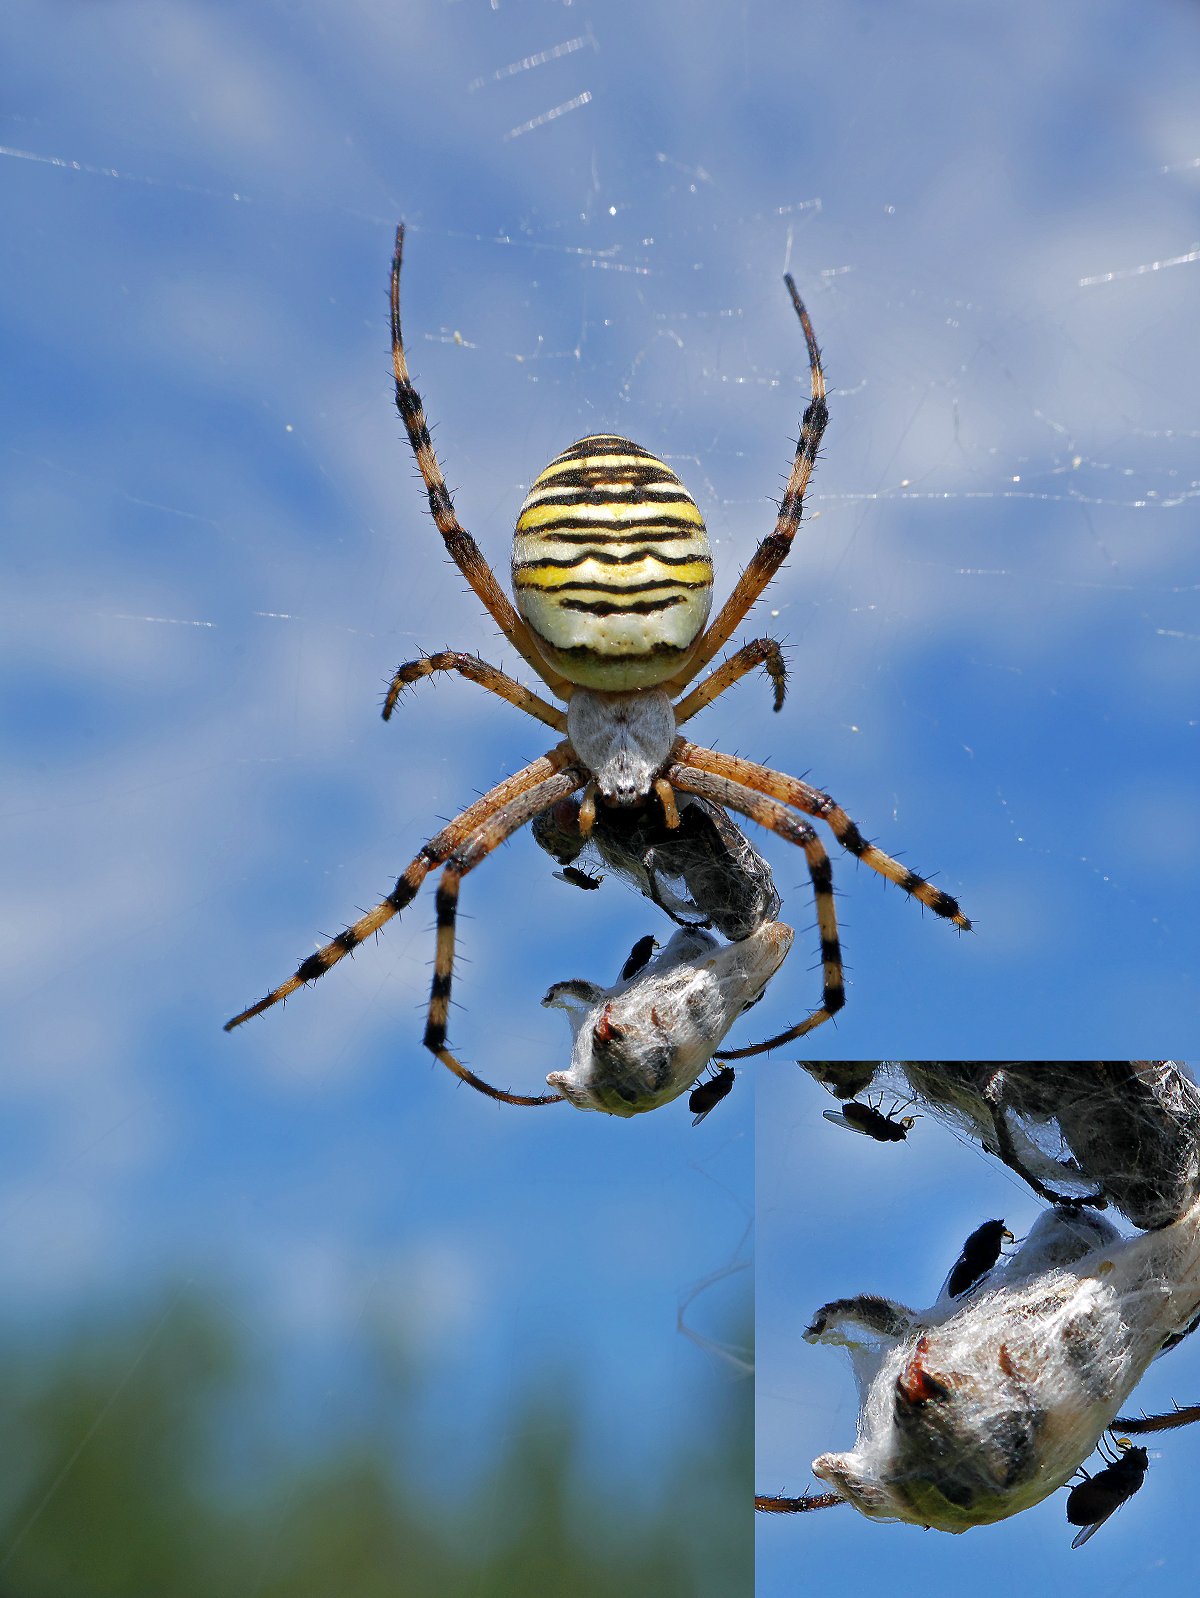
[757,1063,1200,1595]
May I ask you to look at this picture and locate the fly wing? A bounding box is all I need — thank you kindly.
[1071,1511,1114,1549]
[822,1108,869,1136]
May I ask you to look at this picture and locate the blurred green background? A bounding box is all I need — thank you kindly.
[0,1293,750,1596]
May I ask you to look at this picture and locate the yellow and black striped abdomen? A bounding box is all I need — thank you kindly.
[512,435,714,690]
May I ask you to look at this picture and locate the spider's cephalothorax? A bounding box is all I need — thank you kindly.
[513,435,714,690]
[224,224,971,1109]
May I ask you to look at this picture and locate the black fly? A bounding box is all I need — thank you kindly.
[823,1097,916,1143]
[690,1067,735,1125]
[1066,1439,1148,1548]
[945,1219,1013,1298]
[620,935,657,981]
[555,865,602,891]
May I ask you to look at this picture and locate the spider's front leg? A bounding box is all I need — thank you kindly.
[662,275,827,698]
[390,225,570,698]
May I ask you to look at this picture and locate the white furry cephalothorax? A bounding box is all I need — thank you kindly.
[566,687,678,804]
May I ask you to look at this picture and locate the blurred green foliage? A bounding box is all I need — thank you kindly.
[0,1294,750,1596]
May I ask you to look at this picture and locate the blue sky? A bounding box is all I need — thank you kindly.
[2,0,1198,1588]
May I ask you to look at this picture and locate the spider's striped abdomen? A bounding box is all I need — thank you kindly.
[512,435,713,690]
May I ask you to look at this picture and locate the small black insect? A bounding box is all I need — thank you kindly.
[620,934,657,981]
[823,1096,916,1143]
[1066,1439,1148,1548]
[555,865,603,891]
[690,1067,735,1125]
[945,1219,1013,1298]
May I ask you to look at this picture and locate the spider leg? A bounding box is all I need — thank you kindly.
[382,650,567,731]
[672,638,788,725]
[662,276,827,696]
[424,763,588,1105]
[982,1074,1107,1209]
[224,743,576,1030]
[676,740,971,929]
[652,776,681,829]
[803,1293,915,1341]
[755,1492,847,1514]
[1112,1404,1200,1434]
[668,764,844,1054]
[391,225,570,697]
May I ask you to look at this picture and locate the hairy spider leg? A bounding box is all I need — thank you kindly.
[225,745,576,1030]
[672,637,788,724]
[1113,1404,1200,1434]
[663,276,827,696]
[983,1077,1107,1210]
[424,764,587,1104]
[755,1492,848,1514]
[391,225,570,696]
[382,650,567,731]
[667,764,845,1051]
[676,741,971,928]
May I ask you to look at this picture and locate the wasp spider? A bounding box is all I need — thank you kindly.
[225,226,971,1105]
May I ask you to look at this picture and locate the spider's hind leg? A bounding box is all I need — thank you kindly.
[668,763,845,1058]
[676,741,971,930]
[422,763,587,1106]
[224,746,577,1033]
